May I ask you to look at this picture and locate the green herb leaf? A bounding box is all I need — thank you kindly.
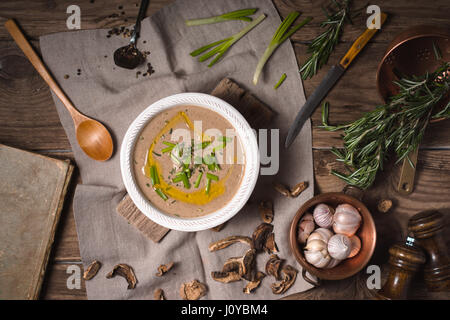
[186,8,258,26]
[274,73,287,89]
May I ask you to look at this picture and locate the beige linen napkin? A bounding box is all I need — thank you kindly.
[39,0,314,299]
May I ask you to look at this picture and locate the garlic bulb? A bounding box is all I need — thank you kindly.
[304,239,331,268]
[332,203,362,237]
[327,234,351,260]
[325,258,341,269]
[348,235,361,258]
[313,203,334,228]
[297,213,315,244]
[307,227,333,243]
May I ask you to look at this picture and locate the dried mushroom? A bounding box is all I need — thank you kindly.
[208,235,253,252]
[240,249,257,281]
[180,280,207,300]
[290,181,308,197]
[265,254,283,280]
[154,288,165,300]
[377,199,393,213]
[222,256,242,273]
[106,264,137,289]
[211,222,226,232]
[273,182,291,197]
[271,265,297,294]
[83,260,101,280]
[263,232,279,254]
[252,223,273,251]
[156,262,174,277]
[258,200,274,223]
[211,271,241,283]
[243,271,266,294]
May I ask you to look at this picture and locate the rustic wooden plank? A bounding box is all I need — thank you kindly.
[0,0,172,40]
[40,263,87,300]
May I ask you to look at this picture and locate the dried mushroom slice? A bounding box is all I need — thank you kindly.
[106,264,137,289]
[271,265,297,294]
[83,260,101,280]
[222,256,243,274]
[290,181,308,197]
[211,271,241,283]
[252,223,273,251]
[180,280,207,300]
[263,233,279,254]
[265,254,282,280]
[240,249,257,281]
[273,182,291,197]
[156,262,174,277]
[243,271,266,294]
[154,288,165,300]
[258,200,274,223]
[208,235,253,252]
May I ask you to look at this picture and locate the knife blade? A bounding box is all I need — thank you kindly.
[285,12,388,148]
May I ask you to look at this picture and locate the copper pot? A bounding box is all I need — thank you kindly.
[376,25,450,195]
[289,191,376,284]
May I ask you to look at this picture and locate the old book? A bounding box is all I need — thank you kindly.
[0,144,74,299]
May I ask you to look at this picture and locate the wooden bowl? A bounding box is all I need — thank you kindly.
[289,192,376,281]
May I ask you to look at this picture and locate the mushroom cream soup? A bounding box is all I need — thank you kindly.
[133,105,245,218]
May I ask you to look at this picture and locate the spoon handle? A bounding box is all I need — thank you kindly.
[130,0,150,44]
[4,19,83,122]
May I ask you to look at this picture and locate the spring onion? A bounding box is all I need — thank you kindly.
[206,173,219,181]
[150,165,160,186]
[274,73,287,89]
[205,177,211,195]
[194,171,203,188]
[253,12,312,85]
[186,8,258,26]
[190,14,266,67]
[155,188,168,201]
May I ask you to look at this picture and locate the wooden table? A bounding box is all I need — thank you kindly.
[0,0,449,300]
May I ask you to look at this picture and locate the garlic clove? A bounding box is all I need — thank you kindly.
[332,203,362,237]
[307,227,333,243]
[304,249,331,268]
[297,213,315,244]
[327,234,351,260]
[324,258,341,269]
[348,235,361,258]
[313,203,334,228]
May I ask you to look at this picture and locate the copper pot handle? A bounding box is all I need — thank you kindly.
[302,269,321,287]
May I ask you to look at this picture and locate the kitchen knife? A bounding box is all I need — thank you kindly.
[285,12,387,148]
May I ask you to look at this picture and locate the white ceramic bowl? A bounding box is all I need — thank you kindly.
[120,93,260,232]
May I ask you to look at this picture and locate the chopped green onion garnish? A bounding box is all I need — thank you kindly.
[190,14,266,67]
[205,177,211,195]
[163,141,176,147]
[274,73,287,89]
[194,172,203,188]
[253,12,312,85]
[206,173,219,181]
[172,175,184,183]
[162,146,174,153]
[150,165,160,186]
[178,172,191,189]
[185,8,258,26]
[155,188,168,201]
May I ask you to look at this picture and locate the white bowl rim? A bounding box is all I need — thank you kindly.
[120,92,260,232]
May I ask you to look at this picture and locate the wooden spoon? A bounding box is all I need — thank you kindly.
[4,19,113,161]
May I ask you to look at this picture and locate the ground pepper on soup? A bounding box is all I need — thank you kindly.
[133,105,245,218]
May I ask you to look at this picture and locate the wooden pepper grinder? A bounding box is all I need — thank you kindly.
[373,237,425,300]
[408,210,450,292]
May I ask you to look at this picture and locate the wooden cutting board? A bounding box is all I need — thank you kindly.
[116,78,275,242]
[0,144,74,299]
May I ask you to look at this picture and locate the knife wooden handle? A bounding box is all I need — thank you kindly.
[339,12,388,69]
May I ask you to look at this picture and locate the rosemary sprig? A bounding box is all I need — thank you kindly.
[321,62,450,189]
[300,0,356,80]
[186,9,258,26]
[190,14,266,67]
